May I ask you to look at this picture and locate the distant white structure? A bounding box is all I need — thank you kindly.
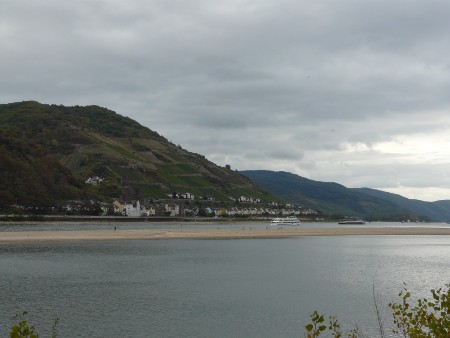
[237,196,261,203]
[165,203,180,216]
[125,201,146,217]
[144,205,156,216]
[169,192,195,200]
[85,176,104,185]
[180,192,194,200]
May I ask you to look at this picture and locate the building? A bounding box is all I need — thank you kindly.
[165,203,180,216]
[125,200,147,217]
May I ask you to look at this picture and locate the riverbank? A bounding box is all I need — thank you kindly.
[1,227,450,243]
[0,215,288,223]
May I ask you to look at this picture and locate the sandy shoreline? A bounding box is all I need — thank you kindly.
[1,227,450,243]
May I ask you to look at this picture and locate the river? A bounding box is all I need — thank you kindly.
[0,222,449,337]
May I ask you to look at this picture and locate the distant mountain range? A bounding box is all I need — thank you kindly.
[241,170,450,222]
[0,101,279,210]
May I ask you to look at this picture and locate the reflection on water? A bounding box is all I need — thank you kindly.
[0,236,449,337]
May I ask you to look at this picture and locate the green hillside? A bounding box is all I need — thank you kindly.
[241,170,427,220]
[353,188,450,222]
[0,101,280,210]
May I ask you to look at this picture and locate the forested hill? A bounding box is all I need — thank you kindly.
[241,170,450,221]
[353,188,450,222]
[0,101,279,210]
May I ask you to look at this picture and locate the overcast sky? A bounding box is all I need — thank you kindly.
[2,0,450,201]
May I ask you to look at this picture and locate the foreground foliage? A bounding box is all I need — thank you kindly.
[388,284,450,337]
[9,312,38,338]
[7,311,58,338]
[305,284,450,337]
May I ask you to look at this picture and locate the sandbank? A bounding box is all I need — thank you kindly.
[1,227,450,243]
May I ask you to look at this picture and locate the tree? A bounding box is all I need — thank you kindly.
[304,284,450,337]
[388,284,450,337]
[304,311,361,338]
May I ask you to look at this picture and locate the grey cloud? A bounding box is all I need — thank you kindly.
[265,149,304,161]
[3,0,450,200]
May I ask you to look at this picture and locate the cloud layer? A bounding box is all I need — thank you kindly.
[2,0,450,201]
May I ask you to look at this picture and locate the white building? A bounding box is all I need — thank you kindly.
[144,205,156,216]
[85,176,104,185]
[180,192,194,200]
[125,201,146,217]
[165,203,180,216]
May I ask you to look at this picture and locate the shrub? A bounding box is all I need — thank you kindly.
[304,284,450,337]
[7,311,58,338]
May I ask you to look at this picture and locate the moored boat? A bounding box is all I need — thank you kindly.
[271,217,301,226]
[338,220,365,225]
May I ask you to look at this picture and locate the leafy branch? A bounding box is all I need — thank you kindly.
[304,284,450,338]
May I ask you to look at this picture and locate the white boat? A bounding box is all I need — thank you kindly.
[271,217,301,226]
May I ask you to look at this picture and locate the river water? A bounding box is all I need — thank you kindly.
[0,222,449,337]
